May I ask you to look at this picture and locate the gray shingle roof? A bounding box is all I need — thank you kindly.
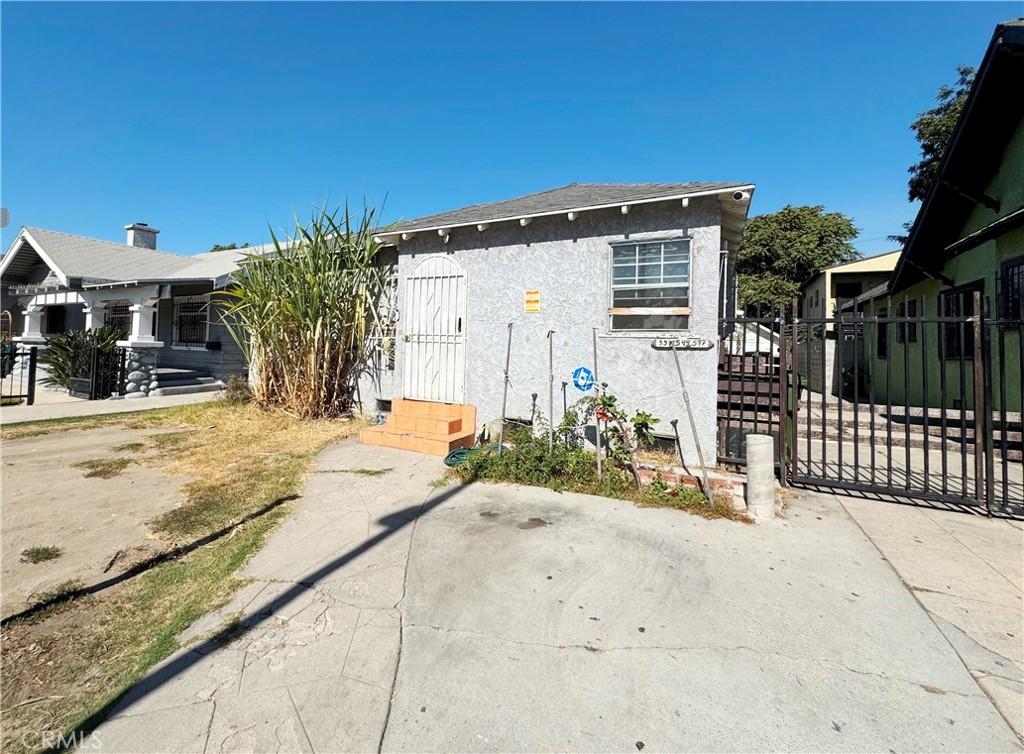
[24,227,195,282]
[2,227,247,286]
[383,182,752,234]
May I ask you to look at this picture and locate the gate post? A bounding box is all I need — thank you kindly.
[26,347,37,406]
[89,344,100,400]
[777,306,788,487]
[790,299,800,482]
[971,291,988,514]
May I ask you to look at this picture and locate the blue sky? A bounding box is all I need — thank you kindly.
[1,2,1019,256]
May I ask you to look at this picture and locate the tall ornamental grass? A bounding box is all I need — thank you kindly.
[221,205,388,418]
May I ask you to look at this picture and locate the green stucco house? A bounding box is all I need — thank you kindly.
[854,19,1024,413]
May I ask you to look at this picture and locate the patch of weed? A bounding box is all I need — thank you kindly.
[73,457,134,479]
[430,473,455,488]
[148,431,195,450]
[19,545,64,564]
[337,467,393,476]
[28,579,84,606]
[112,442,146,453]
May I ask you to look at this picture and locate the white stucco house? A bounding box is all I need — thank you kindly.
[360,182,755,461]
[0,223,251,397]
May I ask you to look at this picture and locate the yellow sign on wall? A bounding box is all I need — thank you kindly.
[524,289,541,313]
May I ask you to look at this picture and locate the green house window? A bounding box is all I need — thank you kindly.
[896,299,918,344]
[1001,257,1024,320]
[876,308,888,360]
[939,282,983,359]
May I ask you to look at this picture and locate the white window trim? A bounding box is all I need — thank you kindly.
[607,236,693,333]
[171,294,211,348]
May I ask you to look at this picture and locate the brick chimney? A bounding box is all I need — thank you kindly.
[125,222,159,249]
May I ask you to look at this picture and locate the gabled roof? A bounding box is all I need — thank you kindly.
[22,227,194,283]
[890,19,1024,293]
[0,226,248,288]
[379,182,754,237]
[800,251,902,291]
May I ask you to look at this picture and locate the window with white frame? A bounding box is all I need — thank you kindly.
[610,238,691,331]
[172,295,210,347]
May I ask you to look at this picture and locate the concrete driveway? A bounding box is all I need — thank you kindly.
[92,441,1021,753]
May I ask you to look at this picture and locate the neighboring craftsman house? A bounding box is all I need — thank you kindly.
[798,251,900,395]
[851,18,1024,411]
[0,223,250,396]
[359,181,755,460]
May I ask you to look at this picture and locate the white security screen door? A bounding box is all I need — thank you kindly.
[402,256,467,403]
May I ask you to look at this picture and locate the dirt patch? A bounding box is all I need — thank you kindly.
[1,427,187,620]
[1,403,363,754]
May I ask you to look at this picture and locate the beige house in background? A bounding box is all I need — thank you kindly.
[800,250,900,329]
[797,250,900,396]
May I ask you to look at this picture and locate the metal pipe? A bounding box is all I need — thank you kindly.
[561,380,569,444]
[497,323,513,455]
[671,345,712,498]
[592,327,602,478]
[547,330,555,451]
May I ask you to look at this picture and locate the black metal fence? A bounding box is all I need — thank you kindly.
[720,297,1022,517]
[0,344,37,407]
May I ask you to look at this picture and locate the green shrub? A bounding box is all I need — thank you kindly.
[41,324,124,390]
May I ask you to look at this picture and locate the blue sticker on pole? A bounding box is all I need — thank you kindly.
[572,366,595,392]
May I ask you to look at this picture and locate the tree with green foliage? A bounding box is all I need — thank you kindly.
[209,242,250,252]
[736,205,858,314]
[888,65,976,244]
[906,65,975,203]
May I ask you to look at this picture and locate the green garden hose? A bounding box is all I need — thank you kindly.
[443,443,506,467]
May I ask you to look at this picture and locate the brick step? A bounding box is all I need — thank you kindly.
[389,398,464,420]
[361,398,477,456]
[359,425,476,456]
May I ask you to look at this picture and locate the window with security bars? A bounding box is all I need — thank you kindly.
[939,282,982,359]
[106,302,131,337]
[1002,257,1024,320]
[173,296,210,347]
[377,265,398,370]
[610,238,690,331]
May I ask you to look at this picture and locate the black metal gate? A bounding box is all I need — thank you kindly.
[69,343,126,400]
[720,296,1022,518]
[1,344,37,406]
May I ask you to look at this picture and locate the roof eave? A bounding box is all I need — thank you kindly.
[83,276,219,290]
[0,228,71,287]
[375,184,756,239]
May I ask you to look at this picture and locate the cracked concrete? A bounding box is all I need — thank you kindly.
[841,496,1024,741]
[91,441,1020,752]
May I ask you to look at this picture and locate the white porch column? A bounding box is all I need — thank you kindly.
[19,304,45,341]
[83,302,107,330]
[117,300,163,348]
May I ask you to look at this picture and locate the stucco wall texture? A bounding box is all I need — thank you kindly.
[362,197,726,462]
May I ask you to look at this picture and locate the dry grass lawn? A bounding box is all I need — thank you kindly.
[1,400,361,753]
